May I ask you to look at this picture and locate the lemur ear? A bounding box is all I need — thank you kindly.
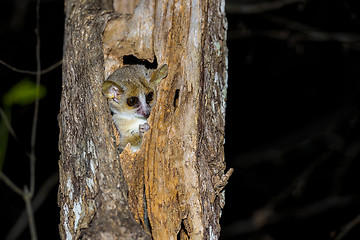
[102,81,123,101]
[151,64,168,85]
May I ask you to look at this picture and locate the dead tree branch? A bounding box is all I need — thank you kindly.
[0,59,62,75]
[226,0,306,15]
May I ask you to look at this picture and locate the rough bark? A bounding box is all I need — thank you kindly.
[58,0,231,239]
[58,0,149,239]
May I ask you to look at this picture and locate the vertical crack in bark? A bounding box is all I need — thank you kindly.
[177,219,190,240]
[142,185,152,234]
[173,89,180,108]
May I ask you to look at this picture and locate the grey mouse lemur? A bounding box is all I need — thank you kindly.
[102,64,168,152]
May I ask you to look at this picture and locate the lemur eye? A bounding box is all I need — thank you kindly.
[127,97,138,107]
[146,92,154,103]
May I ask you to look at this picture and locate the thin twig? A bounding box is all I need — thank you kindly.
[0,59,62,75]
[228,14,360,51]
[227,150,333,236]
[24,186,38,240]
[38,59,62,74]
[30,0,42,198]
[226,0,305,14]
[222,195,358,238]
[335,214,360,240]
[5,172,58,240]
[0,173,38,240]
[0,172,23,196]
[0,107,18,142]
[25,0,42,239]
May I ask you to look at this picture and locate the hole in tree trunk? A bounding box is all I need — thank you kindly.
[173,89,180,108]
[123,55,158,69]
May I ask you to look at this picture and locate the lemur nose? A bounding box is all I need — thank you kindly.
[138,107,150,118]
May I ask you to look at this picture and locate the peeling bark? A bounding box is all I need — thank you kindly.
[58,0,231,239]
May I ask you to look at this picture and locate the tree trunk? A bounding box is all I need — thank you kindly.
[58,0,232,239]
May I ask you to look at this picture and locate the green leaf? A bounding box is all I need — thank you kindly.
[2,78,47,107]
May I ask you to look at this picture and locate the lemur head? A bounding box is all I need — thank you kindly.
[102,64,168,119]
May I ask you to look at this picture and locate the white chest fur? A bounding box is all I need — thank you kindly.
[112,113,147,136]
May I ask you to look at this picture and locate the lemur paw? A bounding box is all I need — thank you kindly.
[139,123,150,137]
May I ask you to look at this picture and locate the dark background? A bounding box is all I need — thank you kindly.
[1,0,360,239]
